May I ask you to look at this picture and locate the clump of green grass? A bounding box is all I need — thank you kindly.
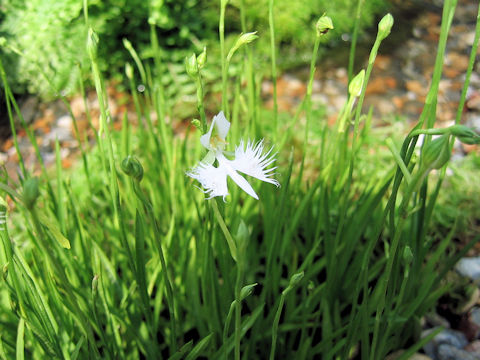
[1,0,480,359]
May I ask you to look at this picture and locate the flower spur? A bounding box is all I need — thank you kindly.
[187,111,279,200]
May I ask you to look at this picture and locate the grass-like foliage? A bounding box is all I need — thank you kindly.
[1,0,480,359]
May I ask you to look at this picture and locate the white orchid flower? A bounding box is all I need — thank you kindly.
[187,111,279,200]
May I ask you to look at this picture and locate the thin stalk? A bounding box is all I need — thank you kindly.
[348,0,365,81]
[297,35,321,184]
[131,179,177,352]
[223,301,235,359]
[268,0,278,136]
[455,2,480,124]
[0,59,26,178]
[269,294,285,360]
[211,199,238,262]
[195,74,208,133]
[220,0,228,115]
[234,261,244,360]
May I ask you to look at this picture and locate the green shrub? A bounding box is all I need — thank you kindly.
[0,0,389,98]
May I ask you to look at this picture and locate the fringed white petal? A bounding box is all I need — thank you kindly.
[186,162,229,200]
[217,154,259,200]
[231,139,280,187]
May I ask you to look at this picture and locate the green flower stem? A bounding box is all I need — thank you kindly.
[269,294,285,360]
[150,22,167,124]
[297,35,321,184]
[348,0,365,82]
[131,179,177,352]
[211,199,238,262]
[29,207,101,357]
[195,74,208,133]
[0,59,26,178]
[234,262,243,360]
[455,3,480,124]
[220,0,228,116]
[268,0,278,136]
[223,300,236,359]
[386,138,412,185]
[0,210,26,318]
[370,164,438,358]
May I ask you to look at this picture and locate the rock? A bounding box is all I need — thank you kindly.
[0,152,7,164]
[56,115,73,129]
[18,97,39,125]
[423,328,468,359]
[437,344,478,360]
[464,340,480,357]
[455,257,480,281]
[405,80,427,97]
[385,350,432,360]
[366,77,397,95]
[469,308,480,330]
[466,92,480,112]
[445,52,470,73]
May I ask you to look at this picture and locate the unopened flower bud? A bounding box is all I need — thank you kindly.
[0,37,6,47]
[125,63,134,80]
[185,53,199,78]
[121,155,144,182]
[237,32,258,47]
[316,15,334,37]
[191,119,202,131]
[197,47,207,69]
[450,125,480,145]
[349,69,365,97]
[378,13,394,41]
[421,134,451,171]
[23,177,39,210]
[228,32,258,61]
[240,283,257,301]
[236,220,249,254]
[122,38,133,51]
[86,28,99,59]
[403,246,413,265]
[283,271,304,295]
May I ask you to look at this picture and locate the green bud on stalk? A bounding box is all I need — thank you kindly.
[125,63,134,80]
[421,134,451,171]
[450,125,480,145]
[197,47,207,69]
[378,13,394,40]
[403,246,414,265]
[86,28,99,59]
[316,15,334,37]
[185,53,199,78]
[191,119,202,131]
[240,283,257,301]
[23,177,40,210]
[227,32,258,62]
[283,271,304,296]
[348,69,365,97]
[121,155,144,182]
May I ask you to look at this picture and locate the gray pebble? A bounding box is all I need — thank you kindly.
[455,257,480,281]
[423,328,468,359]
[437,344,478,360]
